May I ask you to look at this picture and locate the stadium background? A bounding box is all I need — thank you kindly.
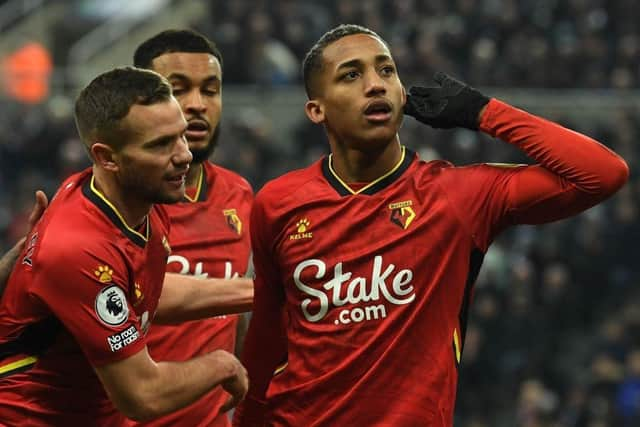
[0,0,638,426]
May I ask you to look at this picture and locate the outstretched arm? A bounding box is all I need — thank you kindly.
[154,273,253,324]
[96,346,247,421]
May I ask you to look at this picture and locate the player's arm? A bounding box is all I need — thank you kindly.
[0,242,25,296]
[95,346,247,422]
[0,191,48,296]
[405,72,628,223]
[478,98,628,223]
[36,240,248,422]
[153,273,253,324]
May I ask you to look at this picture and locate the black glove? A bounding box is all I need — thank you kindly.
[403,72,490,130]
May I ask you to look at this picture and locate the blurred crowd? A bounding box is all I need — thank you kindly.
[1,1,640,426]
[200,0,640,89]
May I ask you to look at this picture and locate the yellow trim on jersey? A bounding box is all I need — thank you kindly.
[183,164,204,203]
[273,361,288,376]
[0,356,38,375]
[484,162,525,168]
[90,176,149,241]
[453,328,461,364]
[328,145,406,195]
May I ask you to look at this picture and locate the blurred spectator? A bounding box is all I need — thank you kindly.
[1,42,52,104]
[616,348,640,426]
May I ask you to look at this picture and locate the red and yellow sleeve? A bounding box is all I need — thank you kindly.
[31,241,146,367]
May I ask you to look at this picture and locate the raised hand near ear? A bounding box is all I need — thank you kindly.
[404,71,490,130]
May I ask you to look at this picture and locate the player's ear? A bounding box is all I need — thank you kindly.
[401,84,407,107]
[305,99,325,124]
[91,143,119,172]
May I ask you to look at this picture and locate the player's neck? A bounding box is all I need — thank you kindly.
[186,161,204,188]
[92,167,150,229]
[329,138,402,183]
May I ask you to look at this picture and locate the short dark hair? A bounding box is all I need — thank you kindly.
[302,24,388,99]
[133,29,223,73]
[75,67,172,151]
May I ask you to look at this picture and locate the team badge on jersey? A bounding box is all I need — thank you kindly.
[389,200,416,230]
[223,208,242,235]
[289,218,313,240]
[94,265,113,283]
[95,285,129,326]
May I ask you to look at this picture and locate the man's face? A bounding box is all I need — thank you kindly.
[150,52,222,163]
[116,97,192,204]
[309,33,406,149]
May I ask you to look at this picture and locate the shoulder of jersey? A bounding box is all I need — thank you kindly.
[53,169,91,201]
[208,162,254,194]
[41,169,94,232]
[417,158,455,174]
[42,170,132,251]
[151,203,172,229]
[256,160,321,202]
[35,217,124,271]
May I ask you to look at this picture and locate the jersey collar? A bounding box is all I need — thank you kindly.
[322,146,415,196]
[183,163,209,203]
[82,175,149,247]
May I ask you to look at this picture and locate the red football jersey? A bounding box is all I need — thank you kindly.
[134,161,253,427]
[0,169,171,426]
[237,100,627,426]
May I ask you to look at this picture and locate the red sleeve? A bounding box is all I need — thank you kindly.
[233,193,287,427]
[439,99,629,251]
[30,240,146,367]
[481,99,628,219]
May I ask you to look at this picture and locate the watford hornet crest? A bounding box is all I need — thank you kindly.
[389,200,416,230]
[223,209,242,235]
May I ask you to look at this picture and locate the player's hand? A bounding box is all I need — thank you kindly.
[0,191,48,297]
[28,190,48,229]
[403,71,490,130]
[218,351,249,414]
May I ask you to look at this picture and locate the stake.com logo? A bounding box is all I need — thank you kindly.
[292,255,415,325]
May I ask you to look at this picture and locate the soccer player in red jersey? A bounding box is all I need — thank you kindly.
[0,67,249,426]
[127,30,254,427]
[233,25,629,426]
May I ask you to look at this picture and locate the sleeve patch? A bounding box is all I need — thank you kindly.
[95,285,129,326]
[107,325,139,352]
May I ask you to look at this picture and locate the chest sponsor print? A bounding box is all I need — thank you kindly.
[293,255,415,325]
